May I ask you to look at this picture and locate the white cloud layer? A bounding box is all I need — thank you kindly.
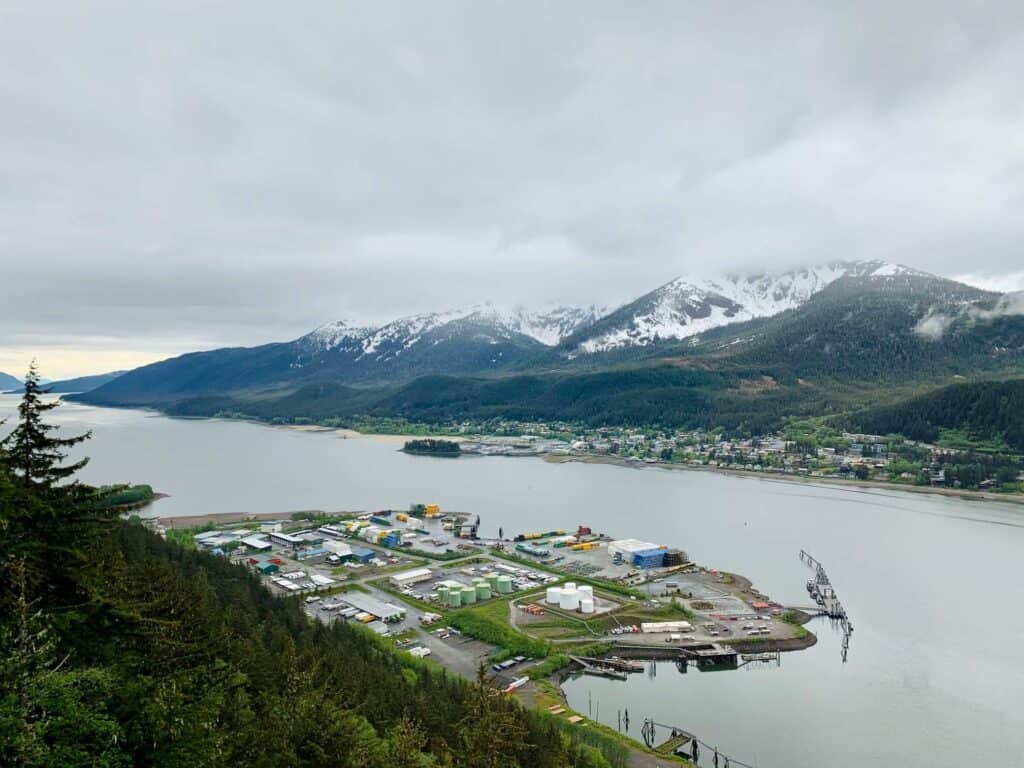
[2,1,1024,377]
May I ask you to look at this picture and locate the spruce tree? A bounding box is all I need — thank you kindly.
[0,363,113,608]
[1,362,90,491]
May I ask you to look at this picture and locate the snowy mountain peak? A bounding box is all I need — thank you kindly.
[302,320,378,352]
[507,304,610,346]
[570,260,929,354]
[299,260,930,364]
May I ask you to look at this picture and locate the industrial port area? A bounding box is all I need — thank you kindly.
[165,502,814,660]
[159,503,818,762]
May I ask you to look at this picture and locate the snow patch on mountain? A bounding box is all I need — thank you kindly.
[573,260,923,354]
[301,302,604,366]
[507,305,609,346]
[303,320,378,353]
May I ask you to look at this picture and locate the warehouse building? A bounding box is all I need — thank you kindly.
[269,531,305,549]
[340,594,406,623]
[241,535,272,552]
[390,567,433,587]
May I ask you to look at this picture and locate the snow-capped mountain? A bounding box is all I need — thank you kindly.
[298,302,606,366]
[564,260,925,354]
[74,259,1005,409]
[300,320,377,354]
[506,305,610,346]
[299,261,929,364]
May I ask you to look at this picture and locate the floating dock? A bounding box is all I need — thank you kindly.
[568,656,628,680]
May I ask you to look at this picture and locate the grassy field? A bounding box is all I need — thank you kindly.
[447,596,551,660]
[583,597,695,634]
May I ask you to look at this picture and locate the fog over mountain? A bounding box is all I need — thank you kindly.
[3,1,1024,377]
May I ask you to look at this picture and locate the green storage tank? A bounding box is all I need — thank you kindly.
[460,586,477,604]
[437,586,449,603]
[496,575,513,594]
[476,583,491,600]
[447,590,461,609]
[486,574,500,590]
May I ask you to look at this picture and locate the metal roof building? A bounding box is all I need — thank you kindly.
[390,567,433,587]
[340,593,406,622]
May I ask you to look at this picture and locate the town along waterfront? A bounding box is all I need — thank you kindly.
[2,393,1022,767]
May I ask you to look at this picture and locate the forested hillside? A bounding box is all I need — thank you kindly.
[0,372,617,768]
[703,275,1010,380]
[161,366,828,435]
[845,379,1024,451]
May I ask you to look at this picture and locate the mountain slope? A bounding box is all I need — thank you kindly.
[845,379,1024,451]
[75,342,301,405]
[0,371,22,391]
[561,260,924,355]
[78,307,560,405]
[718,273,1018,380]
[46,370,126,393]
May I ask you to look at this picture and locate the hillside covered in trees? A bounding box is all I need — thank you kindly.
[0,370,618,768]
[845,379,1024,451]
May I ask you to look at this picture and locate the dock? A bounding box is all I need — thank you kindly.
[739,651,780,668]
[575,655,644,673]
[568,655,628,680]
[677,642,739,669]
[798,549,854,661]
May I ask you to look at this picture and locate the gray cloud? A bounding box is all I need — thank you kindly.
[914,291,1024,340]
[3,1,1024,376]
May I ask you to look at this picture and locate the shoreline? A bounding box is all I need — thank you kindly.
[283,420,1024,507]
[544,453,1024,507]
[57,399,1024,508]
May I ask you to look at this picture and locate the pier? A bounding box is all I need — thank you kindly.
[640,718,758,767]
[798,550,854,661]
[739,650,780,668]
[677,642,739,669]
[568,655,629,680]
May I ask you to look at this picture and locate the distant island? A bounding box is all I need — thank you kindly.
[95,483,161,510]
[402,438,461,457]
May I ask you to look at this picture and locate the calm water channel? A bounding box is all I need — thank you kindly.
[1,393,1022,767]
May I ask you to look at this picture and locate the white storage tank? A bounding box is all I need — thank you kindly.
[578,585,594,599]
[545,587,562,605]
[564,582,577,592]
[559,588,580,611]
[579,598,595,614]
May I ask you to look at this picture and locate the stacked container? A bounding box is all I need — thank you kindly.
[633,548,665,569]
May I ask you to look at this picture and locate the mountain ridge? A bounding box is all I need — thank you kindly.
[561,260,927,355]
[72,262,1024,422]
[0,371,22,390]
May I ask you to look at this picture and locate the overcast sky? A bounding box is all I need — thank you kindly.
[2,1,1023,379]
